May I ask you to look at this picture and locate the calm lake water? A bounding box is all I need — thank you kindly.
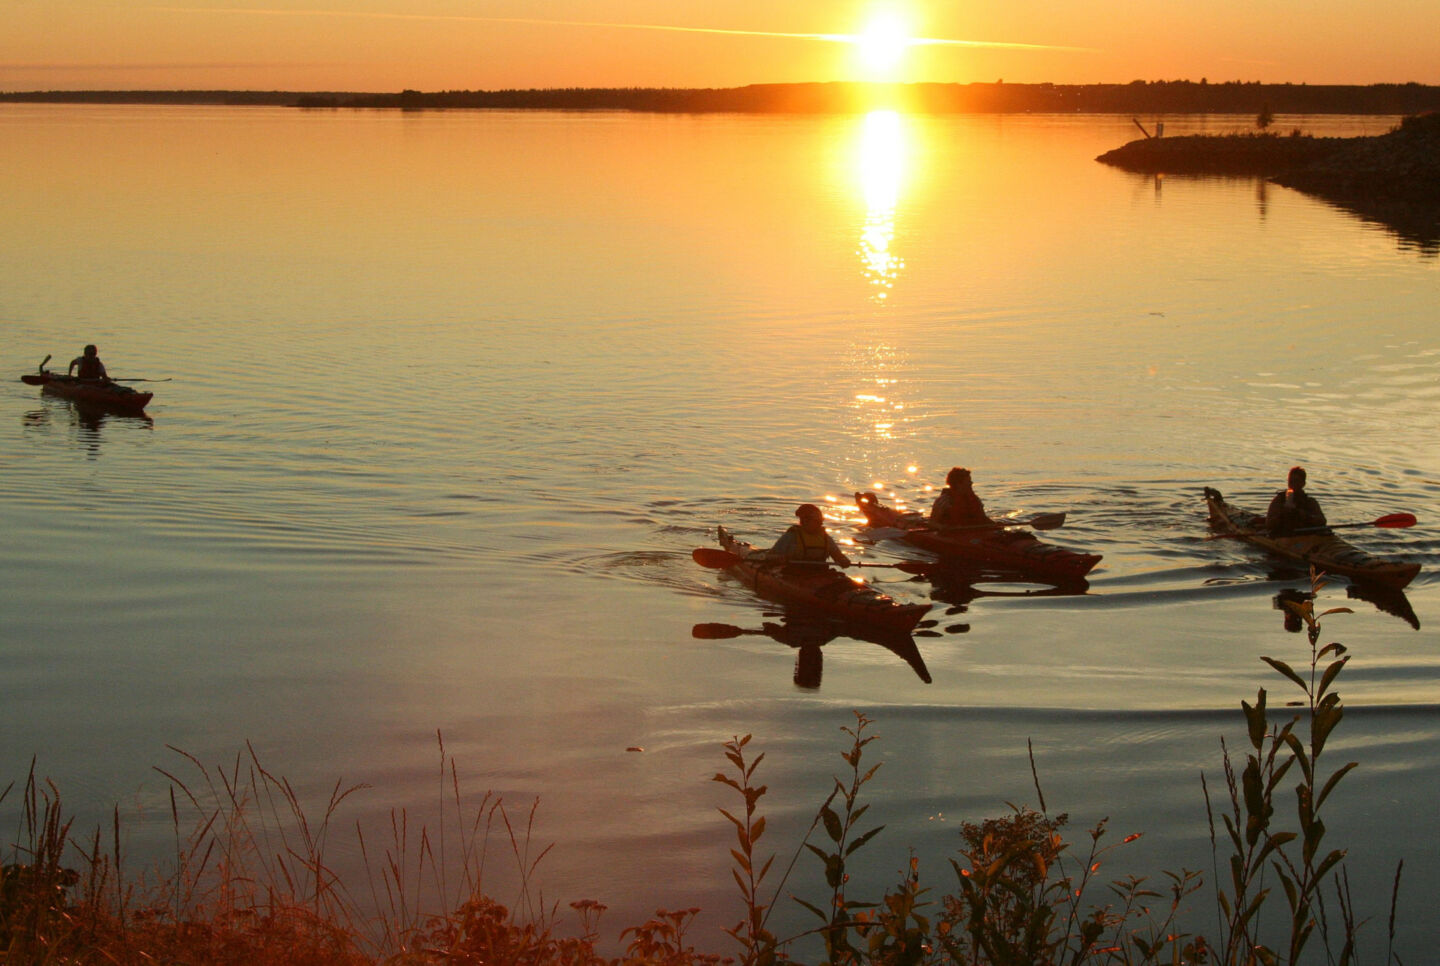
[2,104,1438,956]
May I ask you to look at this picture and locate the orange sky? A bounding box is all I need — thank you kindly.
[4,1,1439,92]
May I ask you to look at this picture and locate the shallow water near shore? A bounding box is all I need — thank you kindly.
[2,104,1438,956]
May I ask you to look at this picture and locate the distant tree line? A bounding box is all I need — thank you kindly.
[6,81,1440,115]
[0,90,311,106]
[298,81,1440,115]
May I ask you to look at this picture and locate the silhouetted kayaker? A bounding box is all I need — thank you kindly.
[930,467,992,527]
[1266,466,1327,536]
[67,345,110,383]
[761,503,853,566]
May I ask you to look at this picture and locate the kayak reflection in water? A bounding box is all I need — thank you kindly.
[755,503,853,567]
[927,567,1089,617]
[930,467,992,527]
[691,616,931,688]
[67,344,111,384]
[1266,465,1327,536]
[1274,581,1419,632]
[1346,581,1420,630]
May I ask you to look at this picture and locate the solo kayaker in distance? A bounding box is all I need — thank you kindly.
[67,345,110,383]
[759,503,853,567]
[930,467,993,527]
[1266,466,1327,536]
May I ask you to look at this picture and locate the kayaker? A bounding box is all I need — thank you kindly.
[760,503,853,567]
[930,467,992,527]
[67,345,110,383]
[1265,466,1327,536]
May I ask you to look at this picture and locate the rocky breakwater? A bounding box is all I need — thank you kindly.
[1097,113,1440,251]
[1270,112,1440,201]
[1095,129,1343,176]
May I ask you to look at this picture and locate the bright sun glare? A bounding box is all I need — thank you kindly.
[856,12,911,76]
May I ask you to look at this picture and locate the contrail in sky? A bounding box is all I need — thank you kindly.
[148,7,1095,52]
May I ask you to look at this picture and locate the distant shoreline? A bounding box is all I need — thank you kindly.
[4,81,1440,115]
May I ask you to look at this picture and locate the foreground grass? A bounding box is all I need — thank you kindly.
[2,570,1406,964]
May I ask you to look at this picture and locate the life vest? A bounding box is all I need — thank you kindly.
[786,525,831,562]
[933,487,987,526]
[1268,489,1325,535]
[76,356,104,380]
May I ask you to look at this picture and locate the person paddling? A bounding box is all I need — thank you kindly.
[1266,465,1327,536]
[759,503,853,567]
[930,467,993,527]
[67,345,110,384]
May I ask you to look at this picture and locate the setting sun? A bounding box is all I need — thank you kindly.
[855,12,912,77]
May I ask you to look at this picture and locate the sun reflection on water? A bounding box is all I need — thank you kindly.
[856,109,909,301]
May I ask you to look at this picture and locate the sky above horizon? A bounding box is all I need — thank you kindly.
[4,0,1439,92]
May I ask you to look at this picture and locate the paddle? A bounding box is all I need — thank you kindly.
[941,512,1066,532]
[1295,513,1416,534]
[865,514,1066,542]
[20,373,168,385]
[37,354,51,372]
[691,547,934,575]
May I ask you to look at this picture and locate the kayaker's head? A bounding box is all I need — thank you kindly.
[795,503,825,532]
[946,467,972,489]
[83,344,98,358]
[1287,466,1307,492]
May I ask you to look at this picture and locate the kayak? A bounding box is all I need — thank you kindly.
[855,492,1101,583]
[1204,486,1420,589]
[713,526,931,633]
[21,372,152,413]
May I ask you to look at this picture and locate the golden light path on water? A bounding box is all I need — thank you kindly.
[847,110,915,479]
[856,109,908,301]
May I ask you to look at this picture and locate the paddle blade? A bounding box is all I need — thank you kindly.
[1375,513,1417,529]
[1028,512,1066,530]
[692,622,745,639]
[692,547,742,569]
[20,374,44,385]
[892,560,936,575]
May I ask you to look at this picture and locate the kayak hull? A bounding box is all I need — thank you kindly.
[1204,486,1420,589]
[855,493,1101,582]
[715,526,931,633]
[26,372,152,412]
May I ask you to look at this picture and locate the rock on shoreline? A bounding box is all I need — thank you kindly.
[1096,112,1440,201]
[1272,113,1440,201]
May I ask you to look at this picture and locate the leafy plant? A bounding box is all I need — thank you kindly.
[794,711,886,964]
[1208,566,1366,963]
[713,733,781,964]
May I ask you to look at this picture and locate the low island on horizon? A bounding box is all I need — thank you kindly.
[5,79,1440,116]
[9,78,1437,251]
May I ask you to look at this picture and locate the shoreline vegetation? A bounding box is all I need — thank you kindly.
[3,80,1440,116]
[0,571,1411,963]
